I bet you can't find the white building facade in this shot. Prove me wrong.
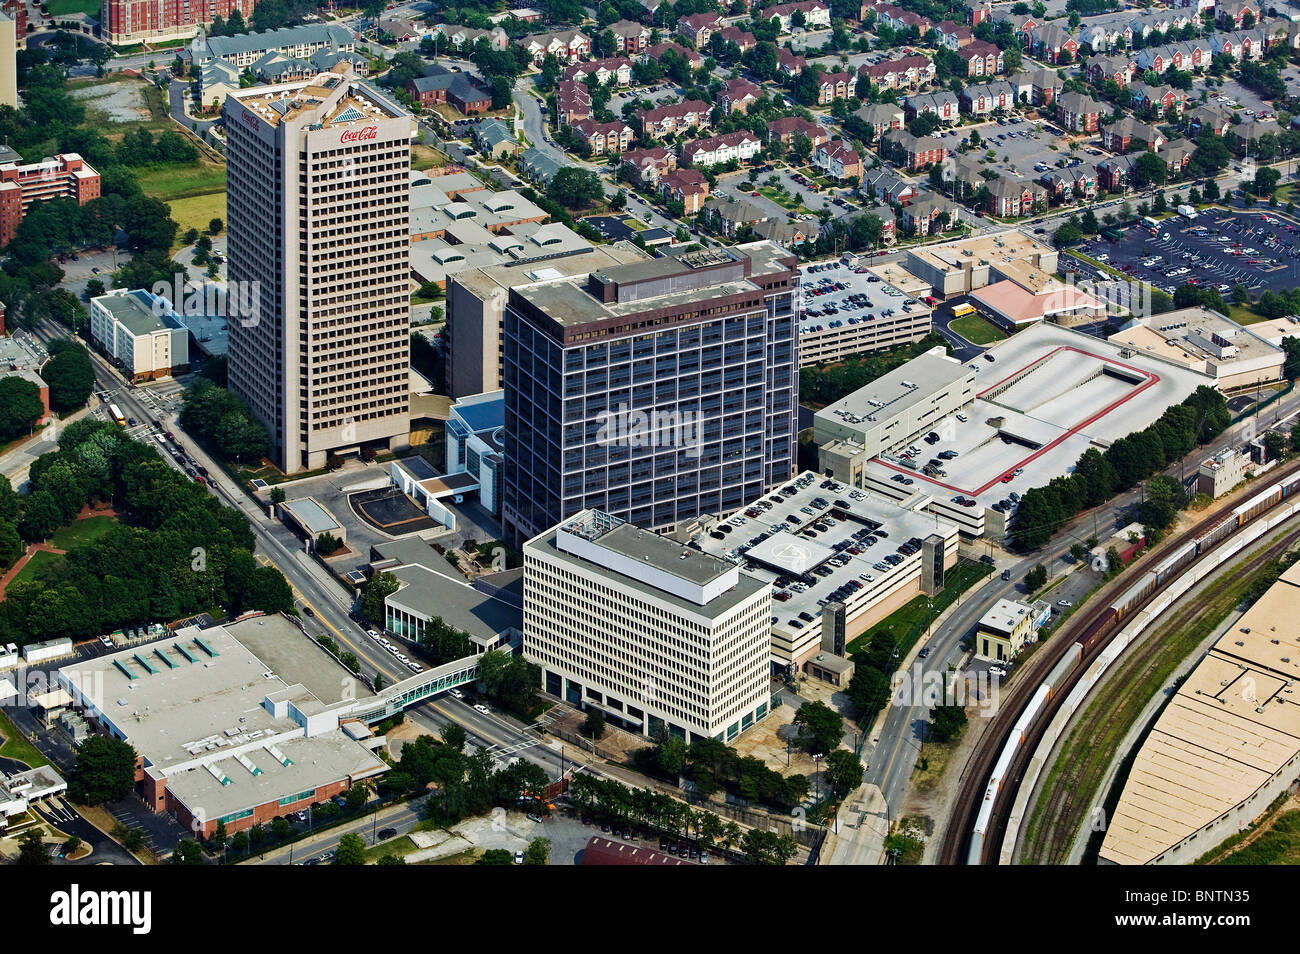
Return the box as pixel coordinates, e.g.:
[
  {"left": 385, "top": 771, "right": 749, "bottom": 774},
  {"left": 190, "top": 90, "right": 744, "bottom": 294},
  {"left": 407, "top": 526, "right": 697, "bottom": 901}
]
[{"left": 523, "top": 510, "right": 773, "bottom": 743}]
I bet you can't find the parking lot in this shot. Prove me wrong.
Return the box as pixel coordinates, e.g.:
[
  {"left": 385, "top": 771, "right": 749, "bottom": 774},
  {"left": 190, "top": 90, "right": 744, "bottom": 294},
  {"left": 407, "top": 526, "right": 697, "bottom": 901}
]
[
  {"left": 1080, "top": 209, "right": 1300, "bottom": 296},
  {"left": 607, "top": 83, "right": 686, "bottom": 117},
  {"left": 942, "top": 118, "right": 1093, "bottom": 182},
  {"left": 798, "top": 258, "right": 933, "bottom": 363}
]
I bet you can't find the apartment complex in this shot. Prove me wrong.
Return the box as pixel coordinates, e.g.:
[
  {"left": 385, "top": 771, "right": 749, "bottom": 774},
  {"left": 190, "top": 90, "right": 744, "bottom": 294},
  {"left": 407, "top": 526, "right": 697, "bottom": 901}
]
[
  {"left": 501, "top": 242, "right": 800, "bottom": 545},
  {"left": 0, "top": 153, "right": 101, "bottom": 248},
  {"left": 524, "top": 509, "right": 773, "bottom": 743},
  {"left": 224, "top": 67, "right": 412, "bottom": 473},
  {"left": 102, "top": 0, "right": 256, "bottom": 45},
  {"left": 89, "top": 288, "right": 191, "bottom": 382},
  {"left": 0, "top": 10, "right": 15, "bottom": 110}
]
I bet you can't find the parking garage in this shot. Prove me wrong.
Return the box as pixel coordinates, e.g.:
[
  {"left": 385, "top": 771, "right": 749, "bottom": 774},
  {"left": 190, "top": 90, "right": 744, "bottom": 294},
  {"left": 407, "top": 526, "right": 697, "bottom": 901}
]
[
  {"left": 799, "top": 259, "right": 933, "bottom": 366},
  {"left": 691, "top": 470, "right": 958, "bottom": 672}
]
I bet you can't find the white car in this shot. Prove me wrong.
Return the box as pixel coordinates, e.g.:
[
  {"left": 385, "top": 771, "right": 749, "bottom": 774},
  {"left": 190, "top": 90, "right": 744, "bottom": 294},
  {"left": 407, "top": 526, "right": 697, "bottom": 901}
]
[
  {"left": 408, "top": 662, "right": 424, "bottom": 673},
  {"left": 474, "top": 704, "right": 490, "bottom": 714},
  {"left": 450, "top": 688, "right": 464, "bottom": 699},
  {"left": 367, "top": 629, "right": 381, "bottom": 640},
  {"left": 1057, "top": 599, "right": 1073, "bottom": 607}
]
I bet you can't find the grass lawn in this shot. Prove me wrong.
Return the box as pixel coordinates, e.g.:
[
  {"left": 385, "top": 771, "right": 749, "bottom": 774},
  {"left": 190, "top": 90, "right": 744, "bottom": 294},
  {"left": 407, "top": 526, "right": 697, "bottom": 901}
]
[
  {"left": 48, "top": 515, "right": 118, "bottom": 551},
  {"left": 169, "top": 192, "right": 226, "bottom": 245},
  {"left": 847, "top": 560, "right": 993, "bottom": 658},
  {"left": 0, "top": 709, "right": 50, "bottom": 769},
  {"left": 47, "top": 0, "right": 101, "bottom": 16},
  {"left": 949, "top": 313, "right": 1007, "bottom": 345},
  {"left": 11, "top": 550, "right": 66, "bottom": 587},
  {"left": 412, "top": 143, "right": 448, "bottom": 171},
  {"left": 1228, "top": 303, "right": 1265, "bottom": 325},
  {"left": 137, "top": 160, "right": 227, "bottom": 203}
]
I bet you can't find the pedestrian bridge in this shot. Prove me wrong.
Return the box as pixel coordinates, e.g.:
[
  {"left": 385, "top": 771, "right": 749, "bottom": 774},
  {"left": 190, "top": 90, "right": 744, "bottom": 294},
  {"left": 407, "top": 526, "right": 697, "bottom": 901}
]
[{"left": 344, "top": 654, "right": 482, "bottom": 724}]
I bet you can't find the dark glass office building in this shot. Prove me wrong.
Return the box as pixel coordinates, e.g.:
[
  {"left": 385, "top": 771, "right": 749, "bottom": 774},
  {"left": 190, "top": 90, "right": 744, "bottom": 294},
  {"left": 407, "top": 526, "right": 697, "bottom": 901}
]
[{"left": 503, "top": 242, "right": 799, "bottom": 545}]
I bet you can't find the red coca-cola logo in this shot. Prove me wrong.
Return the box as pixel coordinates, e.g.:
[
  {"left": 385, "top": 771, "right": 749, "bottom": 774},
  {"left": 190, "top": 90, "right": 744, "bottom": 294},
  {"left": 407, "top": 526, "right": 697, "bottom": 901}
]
[
  {"left": 340, "top": 126, "right": 378, "bottom": 144},
  {"left": 240, "top": 111, "right": 260, "bottom": 131}
]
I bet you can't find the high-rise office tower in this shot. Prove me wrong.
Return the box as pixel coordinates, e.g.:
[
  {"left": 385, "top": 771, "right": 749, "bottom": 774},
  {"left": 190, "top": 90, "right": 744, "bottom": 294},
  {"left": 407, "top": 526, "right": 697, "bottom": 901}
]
[
  {"left": 502, "top": 241, "right": 799, "bottom": 545},
  {"left": 224, "top": 67, "right": 412, "bottom": 473}
]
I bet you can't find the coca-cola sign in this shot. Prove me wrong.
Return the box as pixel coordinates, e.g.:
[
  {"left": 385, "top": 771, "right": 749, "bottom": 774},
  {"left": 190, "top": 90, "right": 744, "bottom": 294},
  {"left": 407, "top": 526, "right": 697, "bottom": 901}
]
[
  {"left": 340, "top": 126, "right": 378, "bottom": 144},
  {"left": 240, "top": 111, "right": 260, "bottom": 132}
]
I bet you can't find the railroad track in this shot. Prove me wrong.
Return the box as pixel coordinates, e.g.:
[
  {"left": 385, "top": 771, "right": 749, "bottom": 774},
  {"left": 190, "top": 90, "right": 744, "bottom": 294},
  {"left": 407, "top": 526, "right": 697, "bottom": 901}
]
[
  {"left": 938, "top": 458, "right": 1300, "bottom": 865},
  {"left": 1022, "top": 524, "right": 1300, "bottom": 864}
]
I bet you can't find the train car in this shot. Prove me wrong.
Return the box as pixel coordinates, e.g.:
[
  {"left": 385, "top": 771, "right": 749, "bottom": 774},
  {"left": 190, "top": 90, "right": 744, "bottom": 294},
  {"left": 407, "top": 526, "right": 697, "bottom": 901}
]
[
  {"left": 1043, "top": 642, "right": 1083, "bottom": 698},
  {"left": 1010, "top": 685, "right": 1050, "bottom": 746},
  {"left": 1195, "top": 514, "right": 1236, "bottom": 552},
  {"left": 1234, "top": 485, "right": 1283, "bottom": 526},
  {"left": 1112, "top": 571, "right": 1157, "bottom": 622},
  {"left": 1078, "top": 606, "right": 1119, "bottom": 653},
  {"left": 1152, "top": 540, "right": 1197, "bottom": 584}
]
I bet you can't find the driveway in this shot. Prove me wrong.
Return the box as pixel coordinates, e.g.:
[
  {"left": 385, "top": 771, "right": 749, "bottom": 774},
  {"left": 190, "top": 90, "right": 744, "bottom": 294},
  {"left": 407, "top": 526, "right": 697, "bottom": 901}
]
[{"left": 513, "top": 77, "right": 569, "bottom": 171}]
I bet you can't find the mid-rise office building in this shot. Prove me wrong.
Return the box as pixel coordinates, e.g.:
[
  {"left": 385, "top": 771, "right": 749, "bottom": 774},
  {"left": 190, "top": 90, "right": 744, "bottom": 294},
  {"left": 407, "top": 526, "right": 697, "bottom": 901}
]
[
  {"left": 0, "top": 10, "right": 15, "bottom": 110},
  {"left": 89, "top": 289, "right": 190, "bottom": 382},
  {"left": 103, "top": 0, "right": 257, "bottom": 46},
  {"left": 224, "top": 67, "right": 412, "bottom": 473},
  {"left": 524, "top": 509, "right": 772, "bottom": 743},
  {"left": 0, "top": 153, "right": 100, "bottom": 248},
  {"left": 502, "top": 242, "right": 800, "bottom": 544}
]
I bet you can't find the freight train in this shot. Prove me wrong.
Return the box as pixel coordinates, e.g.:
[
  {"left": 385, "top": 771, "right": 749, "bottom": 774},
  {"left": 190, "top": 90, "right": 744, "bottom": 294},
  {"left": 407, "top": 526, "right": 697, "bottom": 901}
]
[{"left": 967, "top": 467, "right": 1300, "bottom": 864}]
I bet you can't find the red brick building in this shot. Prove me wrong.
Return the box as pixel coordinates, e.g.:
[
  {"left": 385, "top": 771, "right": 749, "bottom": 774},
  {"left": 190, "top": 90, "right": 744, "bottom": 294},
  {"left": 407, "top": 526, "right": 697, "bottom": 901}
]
[
  {"left": 0, "top": 153, "right": 101, "bottom": 248},
  {"left": 102, "top": 0, "right": 257, "bottom": 46}
]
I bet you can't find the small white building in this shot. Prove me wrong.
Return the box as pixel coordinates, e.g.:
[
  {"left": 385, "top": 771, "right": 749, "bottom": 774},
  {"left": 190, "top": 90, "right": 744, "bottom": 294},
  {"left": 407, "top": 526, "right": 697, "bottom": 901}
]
[{"left": 89, "top": 289, "right": 190, "bottom": 383}]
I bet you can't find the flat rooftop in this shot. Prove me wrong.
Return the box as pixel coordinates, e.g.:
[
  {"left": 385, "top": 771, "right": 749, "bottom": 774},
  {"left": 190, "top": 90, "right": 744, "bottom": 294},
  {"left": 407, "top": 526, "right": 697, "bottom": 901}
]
[
  {"left": 691, "top": 471, "right": 957, "bottom": 648},
  {"left": 798, "top": 259, "right": 932, "bottom": 335},
  {"left": 280, "top": 496, "right": 342, "bottom": 535},
  {"left": 907, "top": 229, "right": 1055, "bottom": 274},
  {"left": 92, "top": 290, "right": 183, "bottom": 337},
  {"left": 863, "top": 322, "right": 1214, "bottom": 508},
  {"left": 815, "top": 347, "right": 970, "bottom": 431},
  {"left": 528, "top": 512, "right": 768, "bottom": 617},
  {"left": 1110, "top": 306, "right": 1283, "bottom": 369},
  {"left": 386, "top": 560, "right": 523, "bottom": 642},
  {"left": 232, "top": 70, "right": 406, "bottom": 130},
  {"left": 451, "top": 241, "right": 650, "bottom": 300},
  {"left": 1100, "top": 562, "right": 1300, "bottom": 865}
]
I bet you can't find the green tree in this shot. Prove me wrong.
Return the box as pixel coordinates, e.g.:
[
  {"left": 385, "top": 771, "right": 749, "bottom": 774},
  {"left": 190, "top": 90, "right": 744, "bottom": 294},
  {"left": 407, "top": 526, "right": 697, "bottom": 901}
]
[
  {"left": 524, "top": 837, "right": 551, "bottom": 865},
  {"left": 361, "top": 571, "right": 400, "bottom": 626},
  {"left": 477, "top": 848, "right": 513, "bottom": 865},
  {"left": 928, "top": 704, "right": 968, "bottom": 743},
  {"left": 71, "top": 735, "right": 137, "bottom": 805},
  {"left": 824, "top": 749, "right": 864, "bottom": 798},
  {"left": 333, "top": 833, "right": 367, "bottom": 865},
  {"left": 16, "top": 829, "right": 50, "bottom": 865},
  {"left": 0, "top": 376, "right": 46, "bottom": 441},
  {"left": 584, "top": 707, "right": 606, "bottom": 740},
  {"left": 793, "top": 700, "right": 843, "bottom": 756},
  {"left": 171, "top": 838, "right": 204, "bottom": 864}
]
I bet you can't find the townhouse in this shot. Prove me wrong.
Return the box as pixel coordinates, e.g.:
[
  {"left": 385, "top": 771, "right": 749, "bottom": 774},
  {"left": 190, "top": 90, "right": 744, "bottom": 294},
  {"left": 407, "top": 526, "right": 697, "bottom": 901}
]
[
  {"left": 814, "top": 139, "right": 864, "bottom": 182},
  {"left": 899, "top": 192, "right": 958, "bottom": 236},
  {"left": 1009, "top": 67, "right": 1062, "bottom": 107},
  {"left": 767, "top": 115, "right": 829, "bottom": 148},
  {"left": 637, "top": 99, "right": 712, "bottom": 139},
  {"left": 608, "top": 18, "right": 650, "bottom": 53},
  {"left": 817, "top": 70, "right": 855, "bottom": 104},
  {"left": 935, "top": 18, "right": 973, "bottom": 49},
  {"left": 1055, "top": 91, "right": 1107, "bottom": 133},
  {"left": 681, "top": 130, "right": 762, "bottom": 167},
  {"left": 1039, "top": 165, "right": 1098, "bottom": 202},
  {"left": 622, "top": 146, "right": 676, "bottom": 187},
  {"left": 518, "top": 29, "right": 590, "bottom": 65},
  {"left": 1128, "top": 81, "right": 1187, "bottom": 118},
  {"left": 989, "top": 9, "right": 1037, "bottom": 38},
  {"left": 643, "top": 41, "right": 704, "bottom": 70},
  {"left": 1030, "top": 22, "right": 1079, "bottom": 64},
  {"left": 1187, "top": 103, "right": 1231, "bottom": 137},
  {"left": 1160, "top": 139, "right": 1196, "bottom": 177},
  {"left": 986, "top": 177, "right": 1047, "bottom": 217},
  {"left": 1097, "top": 154, "right": 1136, "bottom": 191},
  {"left": 1085, "top": 52, "right": 1135, "bottom": 88},
  {"left": 763, "top": 1, "right": 831, "bottom": 33},
  {"left": 1216, "top": 0, "right": 1258, "bottom": 30},
  {"left": 960, "top": 79, "right": 1018, "bottom": 117},
  {"left": 859, "top": 167, "right": 916, "bottom": 205},
  {"left": 562, "top": 56, "right": 633, "bottom": 87},
  {"left": 1133, "top": 39, "right": 1210, "bottom": 74},
  {"left": 1101, "top": 116, "right": 1166, "bottom": 153},
  {"left": 660, "top": 168, "right": 710, "bottom": 214},
  {"left": 677, "top": 11, "right": 721, "bottom": 45},
  {"left": 432, "top": 24, "right": 510, "bottom": 52},
  {"left": 881, "top": 128, "right": 947, "bottom": 170},
  {"left": 957, "top": 39, "right": 1003, "bottom": 77},
  {"left": 857, "top": 54, "right": 936, "bottom": 90},
  {"left": 1210, "top": 28, "right": 1270, "bottom": 62},
  {"left": 718, "top": 26, "right": 758, "bottom": 51},
  {"left": 873, "top": 3, "right": 932, "bottom": 35},
  {"left": 721, "top": 77, "right": 763, "bottom": 114},
  {"left": 905, "top": 90, "right": 959, "bottom": 125},
  {"left": 557, "top": 80, "right": 592, "bottom": 124},
  {"left": 572, "top": 118, "right": 633, "bottom": 155},
  {"left": 852, "top": 102, "right": 904, "bottom": 140},
  {"left": 777, "top": 47, "right": 807, "bottom": 76}
]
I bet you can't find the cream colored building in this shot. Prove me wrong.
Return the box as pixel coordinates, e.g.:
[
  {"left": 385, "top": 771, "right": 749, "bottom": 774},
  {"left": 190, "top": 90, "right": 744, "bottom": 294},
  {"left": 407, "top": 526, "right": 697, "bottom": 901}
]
[
  {"left": 974, "top": 598, "right": 1038, "bottom": 662},
  {"left": 1101, "top": 561, "right": 1300, "bottom": 865},
  {"left": 523, "top": 509, "right": 773, "bottom": 743},
  {"left": 1108, "top": 307, "right": 1284, "bottom": 391},
  {"left": 224, "top": 67, "right": 413, "bottom": 473}
]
